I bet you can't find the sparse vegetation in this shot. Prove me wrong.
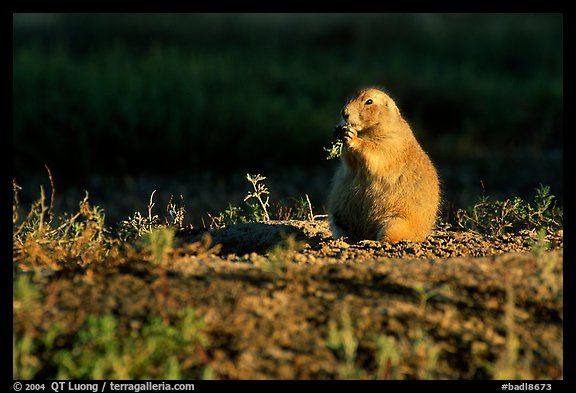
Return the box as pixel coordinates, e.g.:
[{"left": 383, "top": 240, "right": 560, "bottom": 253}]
[
  {"left": 12, "top": 178, "right": 120, "bottom": 271},
  {"left": 207, "top": 174, "right": 272, "bottom": 229},
  {"left": 12, "top": 172, "right": 563, "bottom": 380},
  {"left": 456, "top": 184, "right": 562, "bottom": 236},
  {"left": 208, "top": 173, "right": 319, "bottom": 229},
  {"left": 117, "top": 190, "right": 162, "bottom": 241}
]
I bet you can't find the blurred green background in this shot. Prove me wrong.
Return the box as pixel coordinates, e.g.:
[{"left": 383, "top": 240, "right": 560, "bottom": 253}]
[{"left": 13, "top": 13, "right": 563, "bottom": 225}]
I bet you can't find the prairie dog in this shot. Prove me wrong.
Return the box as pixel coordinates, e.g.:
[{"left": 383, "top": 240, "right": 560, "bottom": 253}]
[{"left": 327, "top": 88, "right": 440, "bottom": 243}]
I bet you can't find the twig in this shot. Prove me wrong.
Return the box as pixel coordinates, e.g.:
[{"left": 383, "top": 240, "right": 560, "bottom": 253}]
[
  {"left": 148, "top": 190, "right": 157, "bottom": 222},
  {"left": 44, "top": 164, "right": 55, "bottom": 222},
  {"left": 305, "top": 194, "right": 315, "bottom": 221},
  {"left": 38, "top": 185, "right": 46, "bottom": 234}
]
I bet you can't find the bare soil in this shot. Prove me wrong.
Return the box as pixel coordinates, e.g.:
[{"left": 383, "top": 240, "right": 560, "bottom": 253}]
[{"left": 15, "top": 219, "right": 563, "bottom": 380}]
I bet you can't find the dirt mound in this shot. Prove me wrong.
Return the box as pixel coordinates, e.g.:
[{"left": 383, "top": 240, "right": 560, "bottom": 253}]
[
  {"left": 184, "top": 218, "right": 563, "bottom": 260},
  {"left": 13, "top": 219, "right": 563, "bottom": 379}
]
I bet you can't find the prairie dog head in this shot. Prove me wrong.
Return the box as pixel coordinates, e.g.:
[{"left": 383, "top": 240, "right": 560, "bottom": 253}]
[{"left": 340, "top": 88, "right": 402, "bottom": 134}]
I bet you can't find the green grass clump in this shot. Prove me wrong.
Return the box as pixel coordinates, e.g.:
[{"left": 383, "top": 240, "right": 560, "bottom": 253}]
[{"left": 456, "top": 184, "right": 562, "bottom": 236}]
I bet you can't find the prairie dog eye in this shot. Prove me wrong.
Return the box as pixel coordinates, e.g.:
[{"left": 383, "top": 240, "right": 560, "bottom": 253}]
[{"left": 364, "top": 99, "right": 373, "bottom": 105}]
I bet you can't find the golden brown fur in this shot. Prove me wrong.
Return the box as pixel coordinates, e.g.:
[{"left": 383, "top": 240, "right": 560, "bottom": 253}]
[{"left": 327, "top": 88, "right": 440, "bottom": 243}]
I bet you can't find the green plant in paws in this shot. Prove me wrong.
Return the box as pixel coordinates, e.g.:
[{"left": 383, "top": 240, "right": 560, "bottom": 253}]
[{"left": 324, "top": 124, "right": 351, "bottom": 160}]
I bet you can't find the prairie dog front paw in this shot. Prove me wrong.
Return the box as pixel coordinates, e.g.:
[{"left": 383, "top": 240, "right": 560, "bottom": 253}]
[
  {"left": 343, "top": 127, "right": 357, "bottom": 141},
  {"left": 339, "top": 125, "right": 358, "bottom": 147}
]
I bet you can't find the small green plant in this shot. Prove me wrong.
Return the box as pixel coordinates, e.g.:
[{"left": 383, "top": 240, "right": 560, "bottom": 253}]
[
  {"left": 375, "top": 334, "right": 401, "bottom": 379},
  {"left": 456, "top": 184, "right": 562, "bottom": 236},
  {"left": 327, "top": 303, "right": 362, "bottom": 379},
  {"left": 208, "top": 173, "right": 273, "bottom": 229},
  {"left": 244, "top": 173, "right": 271, "bottom": 222},
  {"left": 140, "top": 227, "right": 177, "bottom": 264},
  {"left": 492, "top": 281, "right": 534, "bottom": 380},
  {"left": 531, "top": 230, "right": 562, "bottom": 297},
  {"left": 531, "top": 228, "right": 551, "bottom": 257},
  {"left": 13, "top": 274, "right": 65, "bottom": 379},
  {"left": 13, "top": 334, "right": 41, "bottom": 380},
  {"left": 411, "top": 329, "right": 442, "bottom": 379},
  {"left": 374, "top": 328, "right": 443, "bottom": 380},
  {"left": 263, "top": 233, "right": 304, "bottom": 276},
  {"left": 207, "top": 203, "right": 246, "bottom": 229}
]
